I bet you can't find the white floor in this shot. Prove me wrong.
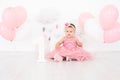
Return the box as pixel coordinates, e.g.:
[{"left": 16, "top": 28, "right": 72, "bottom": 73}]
[{"left": 0, "top": 51, "right": 120, "bottom": 80}]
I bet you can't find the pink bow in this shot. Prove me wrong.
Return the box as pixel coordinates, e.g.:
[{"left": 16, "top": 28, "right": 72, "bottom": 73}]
[{"left": 65, "top": 23, "right": 70, "bottom": 27}]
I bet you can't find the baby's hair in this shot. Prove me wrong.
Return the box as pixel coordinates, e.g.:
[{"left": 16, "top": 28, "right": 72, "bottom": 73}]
[
  {"left": 66, "top": 23, "right": 76, "bottom": 30},
  {"left": 70, "top": 23, "right": 76, "bottom": 29},
  {"left": 65, "top": 23, "right": 76, "bottom": 29}
]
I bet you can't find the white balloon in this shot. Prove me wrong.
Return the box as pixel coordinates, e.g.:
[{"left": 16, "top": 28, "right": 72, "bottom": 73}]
[{"left": 37, "top": 8, "right": 60, "bottom": 25}]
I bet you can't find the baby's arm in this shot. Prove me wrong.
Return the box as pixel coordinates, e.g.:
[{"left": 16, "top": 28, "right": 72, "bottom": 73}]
[
  {"left": 76, "top": 38, "right": 82, "bottom": 47},
  {"left": 55, "top": 38, "right": 64, "bottom": 49}
]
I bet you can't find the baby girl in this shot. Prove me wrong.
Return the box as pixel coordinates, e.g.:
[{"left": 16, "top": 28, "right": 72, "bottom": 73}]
[{"left": 46, "top": 23, "right": 92, "bottom": 62}]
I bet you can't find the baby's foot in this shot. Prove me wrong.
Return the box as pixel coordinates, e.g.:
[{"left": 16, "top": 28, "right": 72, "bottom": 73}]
[
  {"left": 66, "top": 56, "right": 71, "bottom": 61},
  {"left": 54, "top": 54, "right": 63, "bottom": 62},
  {"left": 71, "top": 58, "right": 78, "bottom": 61},
  {"left": 63, "top": 56, "right": 66, "bottom": 61}
]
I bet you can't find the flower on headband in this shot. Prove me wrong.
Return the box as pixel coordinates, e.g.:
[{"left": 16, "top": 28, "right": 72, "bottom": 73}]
[{"left": 65, "top": 23, "right": 70, "bottom": 27}]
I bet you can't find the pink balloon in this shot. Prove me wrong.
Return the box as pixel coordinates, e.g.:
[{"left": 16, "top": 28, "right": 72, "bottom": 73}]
[
  {"left": 78, "top": 12, "right": 94, "bottom": 30},
  {"left": 0, "top": 23, "right": 16, "bottom": 41},
  {"left": 104, "top": 23, "right": 120, "bottom": 43},
  {"left": 99, "top": 5, "right": 119, "bottom": 30},
  {"left": 2, "top": 7, "right": 17, "bottom": 29},
  {"left": 2, "top": 6, "right": 27, "bottom": 29},
  {"left": 14, "top": 6, "right": 27, "bottom": 28}
]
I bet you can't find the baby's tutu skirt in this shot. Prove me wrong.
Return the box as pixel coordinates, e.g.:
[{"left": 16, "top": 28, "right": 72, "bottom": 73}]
[{"left": 45, "top": 46, "right": 92, "bottom": 61}]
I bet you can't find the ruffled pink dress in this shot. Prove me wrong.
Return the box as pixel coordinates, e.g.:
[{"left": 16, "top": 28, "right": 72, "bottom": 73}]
[{"left": 46, "top": 37, "right": 92, "bottom": 61}]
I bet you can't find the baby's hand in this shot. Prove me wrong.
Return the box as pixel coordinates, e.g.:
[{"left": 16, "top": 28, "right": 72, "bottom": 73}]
[
  {"left": 79, "top": 44, "right": 82, "bottom": 47},
  {"left": 55, "top": 45, "right": 61, "bottom": 49},
  {"left": 55, "top": 46, "right": 59, "bottom": 49},
  {"left": 55, "top": 41, "right": 62, "bottom": 49},
  {"left": 76, "top": 38, "right": 83, "bottom": 47},
  {"left": 77, "top": 42, "right": 82, "bottom": 47}
]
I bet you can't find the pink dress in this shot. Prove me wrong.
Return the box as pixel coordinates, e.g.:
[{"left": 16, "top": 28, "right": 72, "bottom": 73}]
[{"left": 46, "top": 37, "right": 92, "bottom": 61}]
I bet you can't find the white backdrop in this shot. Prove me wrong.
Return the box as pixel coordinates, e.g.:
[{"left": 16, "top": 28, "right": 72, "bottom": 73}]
[{"left": 0, "top": 0, "right": 120, "bottom": 52}]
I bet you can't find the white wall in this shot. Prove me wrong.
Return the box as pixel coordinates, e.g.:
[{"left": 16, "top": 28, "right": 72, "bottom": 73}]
[{"left": 0, "top": 0, "right": 120, "bottom": 52}]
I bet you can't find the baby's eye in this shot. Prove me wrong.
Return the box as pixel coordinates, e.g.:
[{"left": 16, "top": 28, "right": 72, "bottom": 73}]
[{"left": 70, "top": 31, "right": 72, "bottom": 33}]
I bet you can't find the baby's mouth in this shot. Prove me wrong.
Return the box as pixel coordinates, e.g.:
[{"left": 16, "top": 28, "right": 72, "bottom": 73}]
[{"left": 68, "top": 34, "right": 70, "bottom": 36}]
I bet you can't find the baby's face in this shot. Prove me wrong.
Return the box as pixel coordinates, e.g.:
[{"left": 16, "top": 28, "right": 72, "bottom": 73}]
[{"left": 65, "top": 27, "right": 75, "bottom": 38}]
